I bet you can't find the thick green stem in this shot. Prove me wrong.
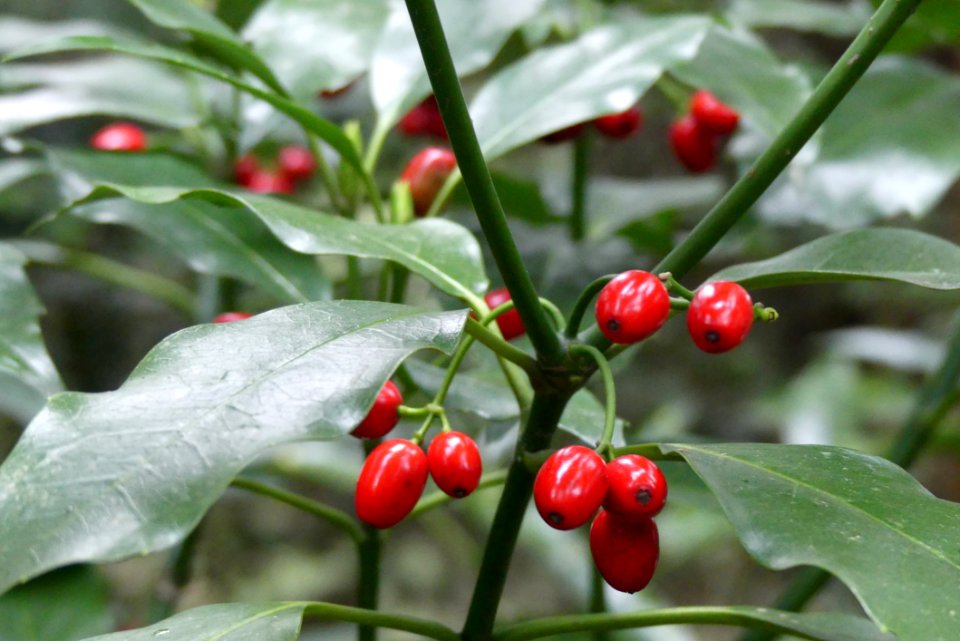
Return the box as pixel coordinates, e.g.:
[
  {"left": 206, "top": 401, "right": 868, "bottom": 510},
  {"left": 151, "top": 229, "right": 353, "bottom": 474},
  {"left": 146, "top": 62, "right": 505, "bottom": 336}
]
[
  {"left": 301, "top": 602, "right": 459, "bottom": 641},
  {"left": 403, "top": 0, "right": 565, "bottom": 364},
  {"left": 358, "top": 528, "right": 382, "bottom": 641},
  {"left": 570, "top": 133, "right": 591, "bottom": 241},
  {"left": 462, "top": 390, "right": 573, "bottom": 641},
  {"left": 579, "top": 0, "right": 924, "bottom": 349}
]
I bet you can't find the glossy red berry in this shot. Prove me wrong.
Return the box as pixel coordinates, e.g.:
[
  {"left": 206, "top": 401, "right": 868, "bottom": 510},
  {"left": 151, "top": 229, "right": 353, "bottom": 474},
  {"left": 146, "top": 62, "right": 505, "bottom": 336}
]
[
  {"left": 398, "top": 96, "right": 447, "bottom": 139},
  {"left": 90, "top": 122, "right": 147, "bottom": 152},
  {"left": 541, "top": 123, "right": 585, "bottom": 144},
  {"left": 595, "top": 270, "right": 670, "bottom": 344},
  {"left": 687, "top": 281, "right": 754, "bottom": 353},
  {"left": 212, "top": 312, "right": 253, "bottom": 323},
  {"left": 590, "top": 510, "right": 659, "bottom": 593},
  {"left": 427, "top": 431, "right": 482, "bottom": 498},
  {"left": 534, "top": 446, "right": 609, "bottom": 530},
  {"left": 355, "top": 439, "right": 428, "bottom": 529},
  {"left": 603, "top": 455, "right": 667, "bottom": 520},
  {"left": 690, "top": 89, "right": 740, "bottom": 136},
  {"left": 234, "top": 154, "right": 259, "bottom": 185},
  {"left": 594, "top": 106, "right": 643, "bottom": 139},
  {"left": 352, "top": 381, "right": 403, "bottom": 439},
  {"left": 277, "top": 145, "right": 316, "bottom": 182},
  {"left": 669, "top": 115, "right": 717, "bottom": 173},
  {"left": 484, "top": 288, "right": 525, "bottom": 341},
  {"left": 245, "top": 170, "right": 295, "bottom": 195},
  {"left": 399, "top": 147, "right": 457, "bottom": 217}
]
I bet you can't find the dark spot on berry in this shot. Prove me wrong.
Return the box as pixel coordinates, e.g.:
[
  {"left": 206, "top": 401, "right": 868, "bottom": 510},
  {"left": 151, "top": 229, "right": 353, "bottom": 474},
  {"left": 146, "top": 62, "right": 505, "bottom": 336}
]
[
  {"left": 635, "top": 489, "right": 652, "bottom": 505},
  {"left": 548, "top": 512, "right": 564, "bottom": 525},
  {"left": 454, "top": 488, "right": 467, "bottom": 498},
  {"left": 705, "top": 330, "right": 721, "bottom": 343},
  {"left": 607, "top": 319, "right": 620, "bottom": 332}
]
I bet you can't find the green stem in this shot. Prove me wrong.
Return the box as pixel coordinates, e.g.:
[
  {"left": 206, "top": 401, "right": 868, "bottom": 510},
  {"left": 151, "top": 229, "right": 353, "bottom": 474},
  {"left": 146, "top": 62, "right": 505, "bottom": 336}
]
[
  {"left": 307, "top": 135, "right": 347, "bottom": 215},
  {"left": 411, "top": 470, "right": 509, "bottom": 517},
  {"left": 570, "top": 345, "right": 616, "bottom": 457},
  {"left": 570, "top": 133, "right": 591, "bottom": 241},
  {"left": 425, "top": 171, "right": 461, "bottom": 219},
  {"left": 588, "top": 566, "right": 609, "bottom": 641},
  {"left": 358, "top": 527, "right": 382, "bottom": 641},
  {"left": 231, "top": 477, "right": 363, "bottom": 544},
  {"left": 389, "top": 265, "right": 410, "bottom": 304},
  {"left": 301, "top": 602, "right": 459, "bottom": 641},
  {"left": 579, "top": 0, "right": 924, "bottom": 349},
  {"left": 403, "top": 0, "right": 565, "bottom": 365},
  {"left": 347, "top": 256, "right": 363, "bottom": 299},
  {"left": 465, "top": 317, "right": 540, "bottom": 377},
  {"left": 565, "top": 275, "right": 614, "bottom": 339}
]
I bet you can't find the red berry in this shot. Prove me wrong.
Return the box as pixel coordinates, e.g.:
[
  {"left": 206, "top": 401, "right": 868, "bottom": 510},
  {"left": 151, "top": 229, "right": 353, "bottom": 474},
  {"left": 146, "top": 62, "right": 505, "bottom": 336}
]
[
  {"left": 399, "top": 147, "right": 457, "bottom": 216},
  {"left": 541, "top": 123, "right": 585, "bottom": 144},
  {"left": 603, "top": 455, "right": 667, "bottom": 520},
  {"left": 90, "top": 122, "right": 147, "bottom": 152},
  {"left": 534, "top": 446, "right": 608, "bottom": 530},
  {"left": 669, "top": 115, "right": 717, "bottom": 173},
  {"left": 595, "top": 270, "right": 670, "bottom": 345},
  {"left": 398, "top": 96, "right": 447, "bottom": 139},
  {"left": 427, "top": 431, "right": 482, "bottom": 498},
  {"left": 352, "top": 381, "right": 403, "bottom": 439},
  {"left": 277, "top": 145, "right": 316, "bottom": 182},
  {"left": 234, "top": 154, "right": 259, "bottom": 185},
  {"left": 245, "top": 170, "right": 294, "bottom": 195},
  {"left": 355, "top": 439, "right": 428, "bottom": 529},
  {"left": 484, "top": 287, "right": 525, "bottom": 341},
  {"left": 590, "top": 510, "right": 659, "bottom": 593},
  {"left": 687, "top": 281, "right": 754, "bottom": 353},
  {"left": 690, "top": 89, "right": 740, "bottom": 136},
  {"left": 594, "top": 106, "right": 643, "bottom": 139},
  {"left": 212, "top": 312, "right": 253, "bottom": 323}
]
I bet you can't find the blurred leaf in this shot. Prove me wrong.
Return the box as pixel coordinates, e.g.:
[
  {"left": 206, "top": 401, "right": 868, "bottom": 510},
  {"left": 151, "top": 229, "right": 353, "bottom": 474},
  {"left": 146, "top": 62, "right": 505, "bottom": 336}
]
[
  {"left": 726, "top": 0, "right": 871, "bottom": 37},
  {"left": 126, "top": 0, "right": 288, "bottom": 96},
  {"left": 471, "top": 15, "right": 711, "bottom": 159},
  {"left": 0, "top": 302, "right": 464, "bottom": 594},
  {"left": 758, "top": 57, "right": 960, "bottom": 228},
  {"left": 0, "top": 16, "right": 126, "bottom": 53},
  {"left": 216, "top": 0, "right": 266, "bottom": 31},
  {"left": 823, "top": 327, "right": 944, "bottom": 374},
  {"left": 0, "top": 566, "right": 111, "bottom": 641},
  {"left": 712, "top": 228, "right": 960, "bottom": 290},
  {"left": 667, "top": 442, "right": 960, "bottom": 641},
  {"left": 370, "top": 0, "right": 545, "bottom": 127},
  {"left": 0, "top": 242, "right": 62, "bottom": 418},
  {"left": 887, "top": 0, "right": 960, "bottom": 52},
  {"left": 672, "top": 24, "right": 812, "bottom": 138},
  {"left": 0, "top": 159, "right": 48, "bottom": 195}
]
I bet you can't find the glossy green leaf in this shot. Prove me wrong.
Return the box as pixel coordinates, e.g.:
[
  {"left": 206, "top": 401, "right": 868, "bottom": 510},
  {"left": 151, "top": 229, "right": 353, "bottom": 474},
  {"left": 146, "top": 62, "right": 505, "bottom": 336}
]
[
  {"left": 5, "top": 36, "right": 362, "bottom": 172},
  {"left": 471, "top": 15, "right": 711, "bottom": 159},
  {"left": 758, "top": 57, "right": 960, "bottom": 227},
  {"left": 0, "top": 566, "right": 112, "bottom": 641},
  {"left": 726, "top": 0, "right": 871, "bottom": 37},
  {"left": 667, "top": 443, "right": 960, "bottom": 641},
  {"left": 370, "top": 0, "right": 545, "bottom": 127},
  {"left": 0, "top": 242, "right": 62, "bottom": 419},
  {"left": 712, "top": 228, "right": 960, "bottom": 290},
  {"left": 126, "top": 0, "right": 288, "bottom": 96},
  {"left": 0, "top": 302, "right": 464, "bottom": 594}
]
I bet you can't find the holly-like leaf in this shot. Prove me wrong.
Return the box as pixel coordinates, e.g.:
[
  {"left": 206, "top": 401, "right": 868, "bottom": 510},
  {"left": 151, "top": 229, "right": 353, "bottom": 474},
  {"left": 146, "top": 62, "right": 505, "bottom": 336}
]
[
  {"left": 666, "top": 442, "right": 960, "bottom": 641},
  {"left": 0, "top": 566, "right": 112, "bottom": 641},
  {"left": 711, "top": 228, "right": 960, "bottom": 290},
  {"left": 470, "top": 15, "right": 711, "bottom": 159},
  {"left": 0, "top": 302, "right": 465, "bottom": 594}
]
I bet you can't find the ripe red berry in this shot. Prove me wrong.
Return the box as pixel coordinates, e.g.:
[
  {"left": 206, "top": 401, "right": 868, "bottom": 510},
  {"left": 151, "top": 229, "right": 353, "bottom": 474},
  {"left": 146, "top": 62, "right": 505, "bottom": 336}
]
[
  {"left": 398, "top": 96, "right": 447, "bottom": 139},
  {"left": 234, "top": 154, "right": 259, "bottom": 185},
  {"left": 594, "top": 106, "right": 643, "bottom": 139},
  {"left": 595, "top": 270, "right": 670, "bottom": 345},
  {"left": 590, "top": 510, "right": 659, "bottom": 593},
  {"left": 427, "top": 431, "right": 482, "bottom": 498},
  {"left": 90, "top": 122, "right": 147, "bottom": 152},
  {"left": 669, "top": 115, "right": 717, "bottom": 173},
  {"left": 534, "top": 446, "right": 609, "bottom": 530},
  {"left": 603, "top": 455, "right": 667, "bottom": 520},
  {"left": 355, "top": 439, "right": 428, "bottom": 529},
  {"left": 484, "top": 288, "right": 525, "bottom": 341},
  {"left": 687, "top": 281, "right": 754, "bottom": 353},
  {"left": 399, "top": 147, "right": 457, "bottom": 217},
  {"left": 277, "top": 145, "right": 316, "bottom": 182},
  {"left": 541, "top": 123, "right": 585, "bottom": 144},
  {"left": 352, "top": 381, "right": 403, "bottom": 439},
  {"left": 244, "top": 170, "right": 294, "bottom": 195},
  {"left": 690, "top": 89, "right": 740, "bottom": 136},
  {"left": 212, "top": 312, "right": 253, "bottom": 323}
]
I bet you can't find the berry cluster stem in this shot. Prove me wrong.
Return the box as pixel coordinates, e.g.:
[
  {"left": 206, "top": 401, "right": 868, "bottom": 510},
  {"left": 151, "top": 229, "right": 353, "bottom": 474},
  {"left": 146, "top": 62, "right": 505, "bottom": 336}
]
[{"left": 570, "top": 345, "right": 617, "bottom": 460}]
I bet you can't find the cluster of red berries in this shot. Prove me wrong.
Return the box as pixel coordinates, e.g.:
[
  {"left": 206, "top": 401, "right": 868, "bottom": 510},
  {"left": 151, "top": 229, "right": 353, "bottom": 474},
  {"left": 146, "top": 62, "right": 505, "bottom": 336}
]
[
  {"left": 234, "top": 146, "right": 316, "bottom": 195},
  {"left": 595, "top": 270, "right": 755, "bottom": 354},
  {"left": 669, "top": 90, "right": 740, "bottom": 173},
  {"left": 90, "top": 122, "right": 148, "bottom": 152},
  {"left": 542, "top": 105, "right": 644, "bottom": 144},
  {"left": 534, "top": 446, "right": 666, "bottom": 593},
  {"left": 351, "top": 381, "right": 483, "bottom": 529}
]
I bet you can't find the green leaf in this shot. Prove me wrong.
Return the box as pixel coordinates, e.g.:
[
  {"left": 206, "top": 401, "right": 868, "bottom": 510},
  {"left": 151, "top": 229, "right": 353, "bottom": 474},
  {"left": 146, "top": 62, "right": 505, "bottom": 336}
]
[
  {"left": 666, "top": 442, "right": 960, "bottom": 641},
  {"left": 0, "top": 302, "right": 464, "bottom": 594},
  {"left": 757, "top": 57, "right": 960, "bottom": 227},
  {"left": 126, "top": 0, "right": 288, "bottom": 96},
  {"left": 0, "top": 159, "right": 48, "bottom": 195},
  {"left": 471, "top": 15, "right": 711, "bottom": 159},
  {"left": 726, "top": 0, "right": 871, "bottom": 37},
  {"left": 0, "top": 242, "right": 62, "bottom": 419},
  {"left": 370, "top": 0, "right": 545, "bottom": 127},
  {"left": 711, "top": 228, "right": 960, "bottom": 290},
  {"left": 0, "top": 566, "right": 112, "bottom": 641},
  {"left": 5, "top": 36, "right": 362, "bottom": 172},
  {"left": 0, "top": 16, "right": 126, "bottom": 53}
]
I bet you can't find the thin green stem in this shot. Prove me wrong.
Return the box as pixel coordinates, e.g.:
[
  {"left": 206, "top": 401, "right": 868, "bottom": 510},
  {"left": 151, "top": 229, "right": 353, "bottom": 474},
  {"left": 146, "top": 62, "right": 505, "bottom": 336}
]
[
  {"left": 403, "top": 0, "right": 565, "bottom": 364},
  {"left": 358, "top": 439, "right": 383, "bottom": 641},
  {"left": 465, "top": 317, "right": 540, "bottom": 377},
  {"left": 588, "top": 566, "right": 609, "bottom": 641},
  {"left": 301, "top": 602, "right": 459, "bottom": 641},
  {"left": 435, "top": 336, "right": 476, "bottom": 406},
  {"left": 565, "top": 275, "right": 614, "bottom": 339},
  {"left": 307, "top": 135, "right": 347, "bottom": 215},
  {"left": 571, "top": 345, "right": 616, "bottom": 458},
  {"left": 660, "top": 272, "right": 695, "bottom": 300},
  {"left": 411, "top": 469, "right": 509, "bottom": 517},
  {"left": 425, "top": 171, "right": 461, "bottom": 219},
  {"left": 231, "top": 477, "right": 363, "bottom": 544},
  {"left": 570, "top": 133, "right": 591, "bottom": 241}
]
